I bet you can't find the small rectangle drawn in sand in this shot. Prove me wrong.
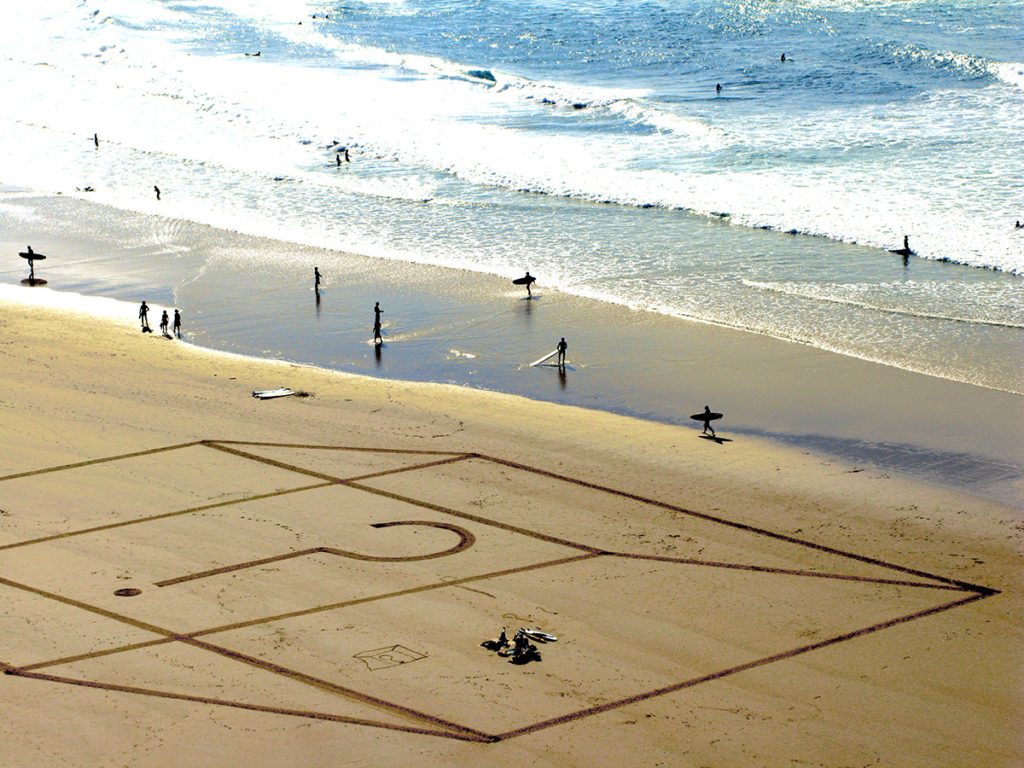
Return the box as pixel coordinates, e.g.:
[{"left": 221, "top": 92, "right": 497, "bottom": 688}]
[{"left": 354, "top": 645, "right": 428, "bottom": 671}]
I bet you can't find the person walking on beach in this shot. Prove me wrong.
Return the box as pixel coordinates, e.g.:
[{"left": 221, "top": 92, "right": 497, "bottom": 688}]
[
  {"left": 700, "top": 405, "right": 717, "bottom": 438},
  {"left": 139, "top": 301, "right": 151, "bottom": 332},
  {"left": 314, "top": 266, "right": 322, "bottom": 291},
  {"left": 556, "top": 337, "right": 567, "bottom": 368},
  {"left": 172, "top": 309, "right": 182, "bottom": 339},
  {"left": 160, "top": 310, "right": 170, "bottom": 336},
  {"left": 373, "top": 301, "right": 383, "bottom": 344}
]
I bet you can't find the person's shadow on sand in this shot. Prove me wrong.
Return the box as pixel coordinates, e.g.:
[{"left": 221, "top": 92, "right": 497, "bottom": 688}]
[{"left": 700, "top": 434, "right": 732, "bottom": 444}]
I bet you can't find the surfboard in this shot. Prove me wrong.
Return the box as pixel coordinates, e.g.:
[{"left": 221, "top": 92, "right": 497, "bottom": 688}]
[
  {"left": 253, "top": 388, "right": 295, "bottom": 399},
  {"left": 522, "top": 628, "right": 557, "bottom": 643},
  {"left": 529, "top": 349, "right": 559, "bottom": 367},
  {"left": 690, "top": 412, "right": 723, "bottom": 421},
  {"left": 512, "top": 275, "right": 536, "bottom": 286},
  {"left": 19, "top": 252, "right": 45, "bottom": 260}
]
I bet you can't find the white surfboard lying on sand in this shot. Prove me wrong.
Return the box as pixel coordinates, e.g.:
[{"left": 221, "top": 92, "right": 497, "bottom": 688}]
[
  {"left": 529, "top": 349, "right": 559, "bottom": 367},
  {"left": 252, "top": 388, "right": 295, "bottom": 399},
  {"left": 522, "top": 628, "right": 558, "bottom": 642}
]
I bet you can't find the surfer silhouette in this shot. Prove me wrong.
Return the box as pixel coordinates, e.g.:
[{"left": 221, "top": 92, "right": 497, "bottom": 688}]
[
  {"left": 891, "top": 235, "right": 914, "bottom": 265},
  {"left": 154, "top": 185, "right": 161, "bottom": 201},
  {"left": 173, "top": 309, "right": 182, "bottom": 338},
  {"left": 512, "top": 271, "right": 536, "bottom": 297},
  {"left": 699, "top": 405, "right": 717, "bottom": 437},
  {"left": 159, "top": 310, "right": 169, "bottom": 337},
  {"left": 556, "top": 337, "right": 567, "bottom": 368},
  {"left": 373, "top": 301, "right": 383, "bottom": 344},
  {"left": 139, "top": 301, "right": 151, "bottom": 333},
  {"left": 716, "top": 83, "right": 722, "bottom": 93},
  {"left": 93, "top": 133, "right": 99, "bottom": 148},
  {"left": 314, "top": 266, "right": 322, "bottom": 291},
  {"left": 336, "top": 153, "right": 341, "bottom": 167}
]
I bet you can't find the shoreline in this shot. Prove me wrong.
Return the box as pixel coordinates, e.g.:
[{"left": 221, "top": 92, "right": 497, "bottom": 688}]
[
  {"left": 1, "top": 194, "right": 1022, "bottom": 509},
  {"left": 0, "top": 294, "right": 1021, "bottom": 767}
]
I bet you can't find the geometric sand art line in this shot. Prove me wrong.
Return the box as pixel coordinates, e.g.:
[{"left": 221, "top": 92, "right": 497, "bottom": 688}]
[{"left": 0, "top": 440, "right": 997, "bottom": 743}]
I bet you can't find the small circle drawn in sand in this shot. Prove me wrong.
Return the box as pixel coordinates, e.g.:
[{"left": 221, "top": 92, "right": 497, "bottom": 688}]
[{"left": 113, "top": 587, "right": 142, "bottom": 597}]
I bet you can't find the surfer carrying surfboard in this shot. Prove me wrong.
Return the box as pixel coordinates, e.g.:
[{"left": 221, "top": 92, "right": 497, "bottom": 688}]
[
  {"left": 512, "top": 271, "right": 536, "bottom": 297},
  {"left": 692, "top": 405, "right": 720, "bottom": 437}
]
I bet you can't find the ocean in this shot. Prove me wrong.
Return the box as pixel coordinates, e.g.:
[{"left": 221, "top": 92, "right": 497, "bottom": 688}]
[{"left": 1, "top": 0, "right": 1022, "bottom": 396}]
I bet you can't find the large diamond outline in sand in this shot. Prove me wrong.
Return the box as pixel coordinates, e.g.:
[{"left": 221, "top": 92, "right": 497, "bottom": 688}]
[{"left": 0, "top": 440, "right": 997, "bottom": 743}]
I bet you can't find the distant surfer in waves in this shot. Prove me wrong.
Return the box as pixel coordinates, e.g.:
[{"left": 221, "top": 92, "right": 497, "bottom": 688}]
[
  {"left": 780, "top": 53, "right": 787, "bottom": 62},
  {"left": 716, "top": 83, "right": 722, "bottom": 93},
  {"left": 556, "top": 337, "right": 567, "bottom": 368},
  {"left": 154, "top": 185, "right": 161, "bottom": 201},
  {"left": 93, "top": 133, "right": 99, "bottom": 148}
]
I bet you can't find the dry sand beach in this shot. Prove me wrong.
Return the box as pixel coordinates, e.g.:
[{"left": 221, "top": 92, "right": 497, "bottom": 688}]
[{"left": 0, "top": 290, "right": 1021, "bottom": 767}]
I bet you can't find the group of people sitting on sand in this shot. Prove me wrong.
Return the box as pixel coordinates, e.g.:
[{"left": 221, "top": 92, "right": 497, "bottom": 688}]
[{"left": 481, "top": 626, "right": 546, "bottom": 665}]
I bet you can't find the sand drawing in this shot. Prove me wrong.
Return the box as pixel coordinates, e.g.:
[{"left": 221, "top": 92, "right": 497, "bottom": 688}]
[{"left": 0, "top": 441, "right": 996, "bottom": 744}]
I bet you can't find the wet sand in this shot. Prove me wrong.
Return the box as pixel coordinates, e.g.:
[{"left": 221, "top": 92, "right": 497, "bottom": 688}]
[
  {"left": 1, "top": 194, "right": 1021, "bottom": 507},
  {"left": 0, "top": 291, "right": 1021, "bottom": 767}
]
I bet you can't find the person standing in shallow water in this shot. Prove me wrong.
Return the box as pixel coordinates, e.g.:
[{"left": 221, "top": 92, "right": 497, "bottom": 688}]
[
  {"left": 373, "top": 301, "right": 383, "bottom": 344},
  {"left": 556, "top": 337, "right": 567, "bottom": 368},
  {"left": 138, "top": 301, "right": 151, "bottom": 332},
  {"left": 314, "top": 266, "right": 322, "bottom": 291},
  {"left": 173, "top": 309, "right": 182, "bottom": 339}
]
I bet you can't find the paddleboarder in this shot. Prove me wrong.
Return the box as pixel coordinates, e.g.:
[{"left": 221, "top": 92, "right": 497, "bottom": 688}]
[
  {"left": 173, "top": 309, "right": 182, "bottom": 338},
  {"left": 139, "top": 301, "right": 151, "bottom": 333},
  {"left": 699, "top": 405, "right": 717, "bottom": 437},
  {"left": 556, "top": 337, "right": 567, "bottom": 368}
]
